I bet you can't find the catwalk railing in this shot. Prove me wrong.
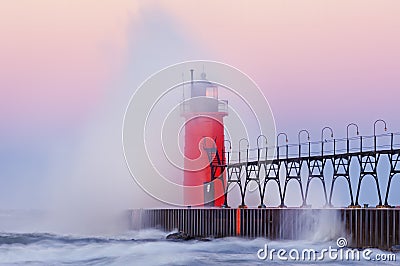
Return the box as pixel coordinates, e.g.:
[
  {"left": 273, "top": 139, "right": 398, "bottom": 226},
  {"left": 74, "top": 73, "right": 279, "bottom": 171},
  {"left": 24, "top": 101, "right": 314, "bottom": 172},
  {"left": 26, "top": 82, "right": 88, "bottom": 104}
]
[{"left": 205, "top": 132, "right": 400, "bottom": 208}]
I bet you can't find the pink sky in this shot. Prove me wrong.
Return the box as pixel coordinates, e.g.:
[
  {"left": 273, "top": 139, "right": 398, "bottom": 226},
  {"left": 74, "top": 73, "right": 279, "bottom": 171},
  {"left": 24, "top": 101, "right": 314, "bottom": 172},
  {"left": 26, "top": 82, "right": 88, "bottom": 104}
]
[
  {"left": 1, "top": 0, "right": 399, "bottom": 135},
  {"left": 0, "top": 1, "right": 135, "bottom": 132},
  {"left": 162, "top": 0, "right": 400, "bottom": 131},
  {"left": 1, "top": 1, "right": 400, "bottom": 209}
]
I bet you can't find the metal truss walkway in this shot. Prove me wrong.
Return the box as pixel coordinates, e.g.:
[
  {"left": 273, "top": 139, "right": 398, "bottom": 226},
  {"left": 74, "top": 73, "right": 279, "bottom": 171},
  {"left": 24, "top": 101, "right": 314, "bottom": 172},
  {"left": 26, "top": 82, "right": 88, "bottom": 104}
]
[{"left": 206, "top": 124, "right": 400, "bottom": 209}]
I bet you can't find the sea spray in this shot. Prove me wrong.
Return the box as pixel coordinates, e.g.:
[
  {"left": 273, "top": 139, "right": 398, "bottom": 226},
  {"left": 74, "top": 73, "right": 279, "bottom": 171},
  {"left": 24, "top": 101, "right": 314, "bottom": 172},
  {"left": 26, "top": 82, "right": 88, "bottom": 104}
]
[{"left": 277, "top": 208, "right": 345, "bottom": 241}]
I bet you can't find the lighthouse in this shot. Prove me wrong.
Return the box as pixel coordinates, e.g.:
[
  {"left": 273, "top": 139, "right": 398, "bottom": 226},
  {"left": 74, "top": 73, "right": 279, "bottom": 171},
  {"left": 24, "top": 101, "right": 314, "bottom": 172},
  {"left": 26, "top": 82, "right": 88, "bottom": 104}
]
[{"left": 181, "top": 70, "right": 228, "bottom": 206}]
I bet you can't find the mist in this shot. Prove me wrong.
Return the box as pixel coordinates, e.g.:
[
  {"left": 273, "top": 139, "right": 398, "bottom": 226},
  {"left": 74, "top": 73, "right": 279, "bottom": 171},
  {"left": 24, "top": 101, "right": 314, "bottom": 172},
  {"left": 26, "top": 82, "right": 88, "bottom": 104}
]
[{"left": 0, "top": 6, "right": 208, "bottom": 235}]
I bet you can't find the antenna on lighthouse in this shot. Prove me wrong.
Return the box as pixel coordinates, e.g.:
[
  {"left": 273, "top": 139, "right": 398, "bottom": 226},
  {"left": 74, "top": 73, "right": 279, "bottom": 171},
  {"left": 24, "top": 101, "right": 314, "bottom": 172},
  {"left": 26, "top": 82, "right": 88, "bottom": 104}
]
[
  {"left": 190, "top": 69, "right": 194, "bottom": 99},
  {"left": 181, "top": 72, "right": 185, "bottom": 102}
]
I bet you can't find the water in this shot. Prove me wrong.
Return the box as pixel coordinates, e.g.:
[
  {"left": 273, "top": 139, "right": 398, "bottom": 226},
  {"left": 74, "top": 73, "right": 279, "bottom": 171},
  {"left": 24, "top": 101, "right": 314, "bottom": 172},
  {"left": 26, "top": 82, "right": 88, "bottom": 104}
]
[
  {"left": 1, "top": 230, "right": 398, "bottom": 265},
  {"left": 0, "top": 211, "right": 397, "bottom": 265}
]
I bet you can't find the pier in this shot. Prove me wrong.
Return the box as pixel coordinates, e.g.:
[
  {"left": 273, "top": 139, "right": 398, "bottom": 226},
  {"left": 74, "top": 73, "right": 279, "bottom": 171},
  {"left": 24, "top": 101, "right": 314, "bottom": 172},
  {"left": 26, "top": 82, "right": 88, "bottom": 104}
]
[
  {"left": 130, "top": 123, "right": 400, "bottom": 250},
  {"left": 130, "top": 208, "right": 400, "bottom": 250}
]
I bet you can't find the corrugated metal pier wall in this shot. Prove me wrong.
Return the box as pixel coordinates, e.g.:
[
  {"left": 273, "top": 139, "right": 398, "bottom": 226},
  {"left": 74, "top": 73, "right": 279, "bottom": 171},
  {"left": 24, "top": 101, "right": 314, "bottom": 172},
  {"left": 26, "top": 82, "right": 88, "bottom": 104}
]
[{"left": 129, "top": 208, "right": 400, "bottom": 250}]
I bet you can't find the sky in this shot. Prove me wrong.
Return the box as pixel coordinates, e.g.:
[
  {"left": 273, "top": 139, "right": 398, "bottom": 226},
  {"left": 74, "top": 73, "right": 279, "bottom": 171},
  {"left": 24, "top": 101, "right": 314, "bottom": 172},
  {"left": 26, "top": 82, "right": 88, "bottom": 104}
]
[{"left": 0, "top": 0, "right": 400, "bottom": 217}]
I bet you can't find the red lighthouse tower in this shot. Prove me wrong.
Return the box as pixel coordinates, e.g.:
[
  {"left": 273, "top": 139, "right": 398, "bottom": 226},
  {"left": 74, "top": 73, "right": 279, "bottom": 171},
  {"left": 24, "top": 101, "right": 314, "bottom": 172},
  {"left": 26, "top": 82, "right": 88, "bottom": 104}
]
[{"left": 181, "top": 70, "right": 228, "bottom": 207}]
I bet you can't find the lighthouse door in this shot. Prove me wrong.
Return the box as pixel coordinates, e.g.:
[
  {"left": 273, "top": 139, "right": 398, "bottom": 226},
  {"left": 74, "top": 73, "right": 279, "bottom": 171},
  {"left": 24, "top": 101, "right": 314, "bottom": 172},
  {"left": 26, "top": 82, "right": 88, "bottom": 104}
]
[{"left": 203, "top": 181, "right": 215, "bottom": 207}]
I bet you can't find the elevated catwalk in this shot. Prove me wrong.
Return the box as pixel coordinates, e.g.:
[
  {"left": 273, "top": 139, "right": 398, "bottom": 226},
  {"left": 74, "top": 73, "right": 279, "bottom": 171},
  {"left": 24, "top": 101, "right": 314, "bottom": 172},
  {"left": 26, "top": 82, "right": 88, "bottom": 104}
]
[
  {"left": 130, "top": 208, "right": 400, "bottom": 250},
  {"left": 214, "top": 131, "right": 400, "bottom": 208}
]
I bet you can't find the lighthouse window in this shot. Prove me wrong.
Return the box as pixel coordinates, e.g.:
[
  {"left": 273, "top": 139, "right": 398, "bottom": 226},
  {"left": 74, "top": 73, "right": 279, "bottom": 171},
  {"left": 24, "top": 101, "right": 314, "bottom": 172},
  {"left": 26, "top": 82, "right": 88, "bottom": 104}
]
[{"left": 206, "top": 86, "right": 218, "bottom": 99}]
